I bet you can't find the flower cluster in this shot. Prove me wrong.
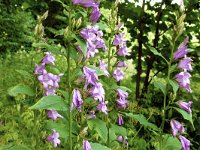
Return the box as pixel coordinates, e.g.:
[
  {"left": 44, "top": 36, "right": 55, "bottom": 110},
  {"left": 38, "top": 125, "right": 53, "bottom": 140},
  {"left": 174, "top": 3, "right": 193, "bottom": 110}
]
[
  {"left": 174, "top": 37, "right": 192, "bottom": 93},
  {"left": 80, "top": 26, "right": 107, "bottom": 59},
  {"left": 170, "top": 101, "right": 192, "bottom": 150},
  {"left": 34, "top": 52, "right": 62, "bottom": 147},
  {"left": 72, "top": 0, "right": 101, "bottom": 24}
]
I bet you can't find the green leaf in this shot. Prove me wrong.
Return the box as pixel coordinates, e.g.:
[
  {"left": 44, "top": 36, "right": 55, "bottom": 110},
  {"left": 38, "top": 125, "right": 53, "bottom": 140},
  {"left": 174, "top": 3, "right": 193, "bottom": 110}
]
[
  {"left": 157, "top": 134, "right": 181, "bottom": 150},
  {"left": 111, "top": 124, "right": 127, "bottom": 137},
  {"left": 15, "top": 70, "right": 32, "bottom": 79},
  {"left": 124, "top": 113, "right": 159, "bottom": 131},
  {"left": 173, "top": 107, "right": 194, "bottom": 129},
  {"left": 87, "top": 118, "right": 108, "bottom": 143},
  {"left": 8, "top": 84, "right": 35, "bottom": 96},
  {"left": 73, "top": 35, "right": 87, "bottom": 57},
  {"left": 169, "top": 80, "right": 179, "bottom": 94},
  {"left": 117, "top": 86, "right": 132, "bottom": 92},
  {"left": 154, "top": 81, "right": 166, "bottom": 95},
  {"left": 149, "top": 46, "right": 168, "bottom": 63},
  {"left": 91, "top": 143, "right": 111, "bottom": 150},
  {"left": 32, "top": 43, "right": 60, "bottom": 53},
  {"left": 30, "top": 95, "right": 68, "bottom": 111},
  {"left": 0, "top": 145, "right": 31, "bottom": 150},
  {"left": 45, "top": 120, "right": 68, "bottom": 139}
]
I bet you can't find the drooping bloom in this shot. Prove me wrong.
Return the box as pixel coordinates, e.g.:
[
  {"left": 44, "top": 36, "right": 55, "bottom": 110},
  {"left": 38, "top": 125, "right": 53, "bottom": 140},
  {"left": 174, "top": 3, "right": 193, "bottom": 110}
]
[
  {"left": 34, "top": 63, "right": 46, "bottom": 75},
  {"left": 118, "top": 136, "right": 123, "bottom": 142},
  {"left": 117, "top": 61, "right": 127, "bottom": 68},
  {"left": 117, "top": 89, "right": 128, "bottom": 100},
  {"left": 97, "top": 101, "right": 108, "bottom": 114},
  {"left": 178, "top": 101, "right": 193, "bottom": 113},
  {"left": 99, "top": 60, "right": 109, "bottom": 77},
  {"left": 178, "top": 58, "right": 193, "bottom": 71},
  {"left": 87, "top": 110, "right": 96, "bottom": 119},
  {"left": 175, "top": 71, "right": 192, "bottom": 93},
  {"left": 118, "top": 115, "right": 124, "bottom": 126},
  {"left": 90, "top": 5, "right": 101, "bottom": 24},
  {"left": 70, "top": 89, "right": 83, "bottom": 112},
  {"left": 90, "top": 82, "right": 105, "bottom": 102},
  {"left": 73, "top": 0, "right": 97, "bottom": 7},
  {"left": 47, "top": 110, "right": 63, "bottom": 121},
  {"left": 42, "top": 52, "right": 55, "bottom": 65},
  {"left": 117, "top": 99, "right": 128, "bottom": 109},
  {"left": 113, "top": 33, "right": 125, "bottom": 46},
  {"left": 179, "top": 135, "right": 190, "bottom": 150},
  {"left": 83, "top": 140, "right": 92, "bottom": 150},
  {"left": 83, "top": 67, "right": 98, "bottom": 89},
  {"left": 113, "top": 68, "right": 125, "bottom": 81},
  {"left": 117, "top": 42, "right": 130, "bottom": 56},
  {"left": 47, "top": 129, "right": 61, "bottom": 148},
  {"left": 173, "top": 37, "right": 189, "bottom": 60},
  {"left": 124, "top": 136, "right": 128, "bottom": 146},
  {"left": 170, "top": 119, "right": 185, "bottom": 137}
]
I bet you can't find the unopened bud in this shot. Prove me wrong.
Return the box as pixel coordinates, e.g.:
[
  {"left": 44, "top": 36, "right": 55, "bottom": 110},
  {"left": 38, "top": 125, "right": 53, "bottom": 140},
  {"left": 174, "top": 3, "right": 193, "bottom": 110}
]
[
  {"left": 41, "top": 11, "right": 48, "bottom": 21},
  {"left": 76, "top": 17, "right": 82, "bottom": 29},
  {"left": 64, "top": 26, "right": 69, "bottom": 38},
  {"left": 177, "top": 14, "right": 186, "bottom": 26}
]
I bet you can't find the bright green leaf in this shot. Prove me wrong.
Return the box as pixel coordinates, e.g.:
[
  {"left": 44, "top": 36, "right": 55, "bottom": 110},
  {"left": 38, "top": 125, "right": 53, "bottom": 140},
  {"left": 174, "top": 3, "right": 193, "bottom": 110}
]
[
  {"left": 169, "top": 80, "right": 179, "bottom": 94},
  {"left": 8, "top": 84, "right": 35, "bottom": 97},
  {"left": 154, "top": 81, "right": 166, "bottom": 95}
]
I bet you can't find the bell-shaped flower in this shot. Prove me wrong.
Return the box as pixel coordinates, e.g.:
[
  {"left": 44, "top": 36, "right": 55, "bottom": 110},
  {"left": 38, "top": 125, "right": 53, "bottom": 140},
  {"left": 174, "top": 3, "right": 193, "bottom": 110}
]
[
  {"left": 83, "top": 140, "right": 92, "bottom": 150},
  {"left": 118, "top": 136, "right": 123, "bottom": 142},
  {"left": 113, "top": 33, "right": 125, "bottom": 46},
  {"left": 97, "top": 101, "right": 108, "bottom": 114},
  {"left": 83, "top": 67, "right": 98, "bottom": 89},
  {"left": 113, "top": 68, "right": 125, "bottom": 81},
  {"left": 42, "top": 52, "right": 55, "bottom": 65},
  {"left": 178, "top": 58, "right": 193, "bottom": 71},
  {"left": 117, "top": 42, "right": 130, "bottom": 56},
  {"left": 118, "top": 115, "right": 124, "bottom": 126},
  {"left": 34, "top": 63, "right": 46, "bottom": 75},
  {"left": 170, "top": 119, "right": 185, "bottom": 137},
  {"left": 47, "top": 110, "right": 63, "bottom": 121},
  {"left": 47, "top": 129, "right": 61, "bottom": 148},
  {"left": 173, "top": 37, "right": 189, "bottom": 60},
  {"left": 87, "top": 110, "right": 96, "bottom": 119},
  {"left": 90, "top": 5, "right": 101, "bottom": 24},
  {"left": 175, "top": 71, "right": 192, "bottom": 93},
  {"left": 117, "top": 89, "right": 128, "bottom": 100},
  {"left": 117, "top": 99, "right": 128, "bottom": 109},
  {"left": 90, "top": 82, "right": 105, "bottom": 102},
  {"left": 70, "top": 89, "right": 83, "bottom": 112},
  {"left": 99, "top": 60, "right": 109, "bottom": 77},
  {"left": 178, "top": 101, "right": 193, "bottom": 113},
  {"left": 117, "top": 61, "right": 127, "bottom": 68},
  {"left": 179, "top": 135, "right": 190, "bottom": 150}
]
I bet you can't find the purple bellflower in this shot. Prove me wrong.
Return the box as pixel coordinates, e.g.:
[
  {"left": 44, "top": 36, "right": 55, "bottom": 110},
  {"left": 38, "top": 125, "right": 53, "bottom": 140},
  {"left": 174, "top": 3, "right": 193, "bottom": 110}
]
[
  {"left": 99, "top": 60, "right": 109, "bottom": 77},
  {"left": 175, "top": 71, "right": 192, "bottom": 93},
  {"left": 70, "top": 89, "right": 83, "bottom": 112},
  {"left": 42, "top": 52, "right": 55, "bottom": 65},
  {"left": 173, "top": 37, "right": 189, "bottom": 60},
  {"left": 178, "top": 101, "right": 193, "bottom": 113},
  {"left": 178, "top": 58, "right": 193, "bottom": 71},
  {"left": 87, "top": 110, "right": 96, "bottom": 119},
  {"left": 118, "top": 136, "right": 123, "bottom": 142},
  {"left": 118, "top": 115, "right": 124, "bottom": 126},
  {"left": 47, "top": 110, "right": 63, "bottom": 121},
  {"left": 113, "top": 33, "right": 125, "bottom": 46},
  {"left": 117, "top": 61, "right": 127, "bottom": 68},
  {"left": 47, "top": 129, "right": 61, "bottom": 148},
  {"left": 90, "top": 82, "right": 105, "bottom": 102},
  {"left": 34, "top": 63, "right": 46, "bottom": 75},
  {"left": 170, "top": 119, "right": 185, "bottom": 137},
  {"left": 90, "top": 5, "right": 101, "bottom": 24},
  {"left": 97, "top": 101, "right": 108, "bottom": 114},
  {"left": 83, "top": 67, "right": 98, "bottom": 89},
  {"left": 113, "top": 68, "right": 125, "bottom": 81},
  {"left": 83, "top": 140, "right": 92, "bottom": 150},
  {"left": 117, "top": 42, "right": 130, "bottom": 56},
  {"left": 117, "top": 89, "right": 128, "bottom": 99},
  {"left": 117, "top": 99, "right": 128, "bottom": 109},
  {"left": 180, "top": 135, "right": 190, "bottom": 150}
]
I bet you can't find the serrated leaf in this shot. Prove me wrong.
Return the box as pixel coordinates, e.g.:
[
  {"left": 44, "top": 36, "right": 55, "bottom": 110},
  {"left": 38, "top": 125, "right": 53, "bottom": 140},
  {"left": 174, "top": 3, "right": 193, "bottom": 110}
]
[
  {"left": 30, "top": 95, "right": 68, "bottom": 111},
  {"left": 111, "top": 124, "right": 127, "bottom": 137},
  {"left": 87, "top": 118, "right": 108, "bottom": 143},
  {"left": 158, "top": 134, "right": 181, "bottom": 150},
  {"left": 169, "top": 80, "right": 179, "bottom": 94},
  {"left": 173, "top": 107, "right": 194, "bottom": 129},
  {"left": 124, "top": 113, "right": 159, "bottom": 131},
  {"left": 91, "top": 143, "right": 111, "bottom": 150},
  {"left": 8, "top": 84, "right": 35, "bottom": 96},
  {"left": 154, "top": 81, "right": 166, "bottom": 95}
]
